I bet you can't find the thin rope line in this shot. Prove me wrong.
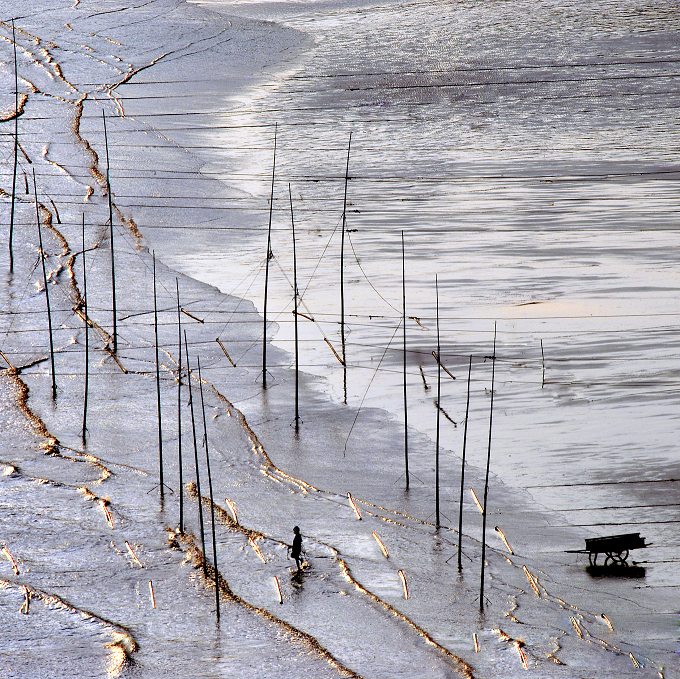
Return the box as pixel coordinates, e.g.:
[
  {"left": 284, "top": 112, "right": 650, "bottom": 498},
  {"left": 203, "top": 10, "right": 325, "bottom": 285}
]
[
  {"left": 347, "top": 232, "right": 400, "bottom": 313},
  {"left": 344, "top": 319, "right": 402, "bottom": 455}
]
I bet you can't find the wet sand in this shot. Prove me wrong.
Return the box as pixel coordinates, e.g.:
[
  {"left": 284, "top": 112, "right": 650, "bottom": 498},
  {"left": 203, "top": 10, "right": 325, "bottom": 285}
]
[{"left": 0, "top": 0, "right": 678, "bottom": 677}]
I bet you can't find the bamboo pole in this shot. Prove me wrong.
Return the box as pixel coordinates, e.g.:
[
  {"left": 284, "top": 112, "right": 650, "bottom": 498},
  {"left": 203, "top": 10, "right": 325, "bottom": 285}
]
[
  {"left": 176, "top": 279, "right": 184, "bottom": 531},
  {"left": 8, "top": 19, "right": 18, "bottom": 272},
  {"left": 289, "top": 183, "right": 300, "bottom": 431},
  {"left": 402, "top": 231, "right": 409, "bottom": 490},
  {"left": 480, "top": 322, "right": 497, "bottom": 611},
  {"left": 398, "top": 569, "right": 409, "bottom": 600},
  {"left": 197, "top": 357, "right": 220, "bottom": 621},
  {"left": 102, "top": 110, "right": 117, "bottom": 353},
  {"left": 20, "top": 586, "right": 29, "bottom": 614},
  {"left": 153, "top": 252, "right": 164, "bottom": 497},
  {"left": 262, "top": 123, "right": 277, "bottom": 389},
  {"left": 82, "top": 214, "right": 88, "bottom": 444},
  {"left": 273, "top": 576, "right": 283, "bottom": 605},
  {"left": 2, "top": 545, "right": 19, "bottom": 575},
  {"left": 340, "top": 132, "right": 352, "bottom": 404},
  {"left": 541, "top": 339, "right": 545, "bottom": 388},
  {"left": 435, "top": 275, "right": 441, "bottom": 529},
  {"left": 457, "top": 355, "right": 472, "bottom": 570},
  {"left": 33, "top": 170, "right": 56, "bottom": 400},
  {"left": 184, "top": 330, "right": 207, "bottom": 575},
  {"left": 372, "top": 531, "right": 389, "bottom": 558},
  {"left": 347, "top": 492, "right": 362, "bottom": 520},
  {"left": 216, "top": 338, "right": 236, "bottom": 367}
]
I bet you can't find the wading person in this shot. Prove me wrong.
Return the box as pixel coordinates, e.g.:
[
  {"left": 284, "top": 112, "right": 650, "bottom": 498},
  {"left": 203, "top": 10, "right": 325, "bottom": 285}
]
[{"left": 290, "top": 525, "right": 303, "bottom": 571}]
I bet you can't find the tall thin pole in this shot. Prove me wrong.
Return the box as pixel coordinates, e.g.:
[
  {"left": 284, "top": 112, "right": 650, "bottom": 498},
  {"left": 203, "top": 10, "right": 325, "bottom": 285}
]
[
  {"left": 457, "top": 355, "right": 472, "bottom": 571},
  {"left": 197, "top": 357, "right": 220, "bottom": 621},
  {"left": 262, "top": 123, "right": 277, "bottom": 389},
  {"left": 340, "top": 132, "right": 352, "bottom": 404},
  {"left": 176, "top": 279, "right": 184, "bottom": 531},
  {"left": 402, "top": 231, "right": 409, "bottom": 490},
  {"left": 33, "top": 170, "right": 56, "bottom": 400},
  {"left": 82, "top": 214, "right": 88, "bottom": 444},
  {"left": 9, "top": 19, "right": 18, "bottom": 272},
  {"left": 102, "top": 110, "right": 117, "bottom": 353},
  {"left": 480, "top": 323, "right": 497, "bottom": 611},
  {"left": 541, "top": 339, "right": 545, "bottom": 388},
  {"left": 435, "top": 275, "right": 441, "bottom": 529},
  {"left": 184, "top": 330, "right": 207, "bottom": 576},
  {"left": 289, "top": 184, "right": 300, "bottom": 431},
  {"left": 153, "top": 253, "right": 164, "bottom": 498}
]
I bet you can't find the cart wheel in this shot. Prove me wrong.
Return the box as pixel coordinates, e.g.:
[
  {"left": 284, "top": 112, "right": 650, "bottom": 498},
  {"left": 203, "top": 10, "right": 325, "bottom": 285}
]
[
  {"left": 589, "top": 552, "right": 598, "bottom": 567},
  {"left": 604, "top": 551, "right": 628, "bottom": 567}
]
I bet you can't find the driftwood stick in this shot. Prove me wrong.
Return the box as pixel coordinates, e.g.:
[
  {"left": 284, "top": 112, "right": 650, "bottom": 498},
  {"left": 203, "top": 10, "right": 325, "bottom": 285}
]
[
  {"left": 432, "top": 351, "right": 456, "bottom": 381},
  {"left": 398, "top": 569, "right": 409, "bottom": 600},
  {"left": 419, "top": 365, "right": 430, "bottom": 391},
  {"left": 180, "top": 307, "right": 203, "bottom": 324},
  {"left": 324, "top": 337, "right": 343, "bottom": 365},
  {"left": 216, "top": 338, "right": 236, "bottom": 367},
  {"left": 293, "top": 310, "right": 314, "bottom": 322},
  {"left": 0, "top": 349, "right": 14, "bottom": 371},
  {"left": 49, "top": 198, "right": 61, "bottom": 224}
]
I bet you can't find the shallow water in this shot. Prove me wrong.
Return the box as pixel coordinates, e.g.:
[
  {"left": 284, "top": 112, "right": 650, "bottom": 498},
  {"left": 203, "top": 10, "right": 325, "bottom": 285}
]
[{"left": 170, "top": 0, "right": 680, "bottom": 569}]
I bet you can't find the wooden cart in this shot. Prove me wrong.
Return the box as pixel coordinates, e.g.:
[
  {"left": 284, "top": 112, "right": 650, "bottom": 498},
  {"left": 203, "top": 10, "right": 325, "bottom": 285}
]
[{"left": 567, "top": 532, "right": 648, "bottom": 567}]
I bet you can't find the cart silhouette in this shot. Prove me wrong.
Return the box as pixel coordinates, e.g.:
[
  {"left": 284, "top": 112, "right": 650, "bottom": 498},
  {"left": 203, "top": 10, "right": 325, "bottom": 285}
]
[{"left": 567, "top": 532, "right": 648, "bottom": 567}]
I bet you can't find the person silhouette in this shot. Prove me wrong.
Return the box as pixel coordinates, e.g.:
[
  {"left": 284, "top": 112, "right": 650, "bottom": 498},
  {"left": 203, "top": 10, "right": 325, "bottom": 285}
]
[{"left": 291, "top": 526, "right": 303, "bottom": 571}]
